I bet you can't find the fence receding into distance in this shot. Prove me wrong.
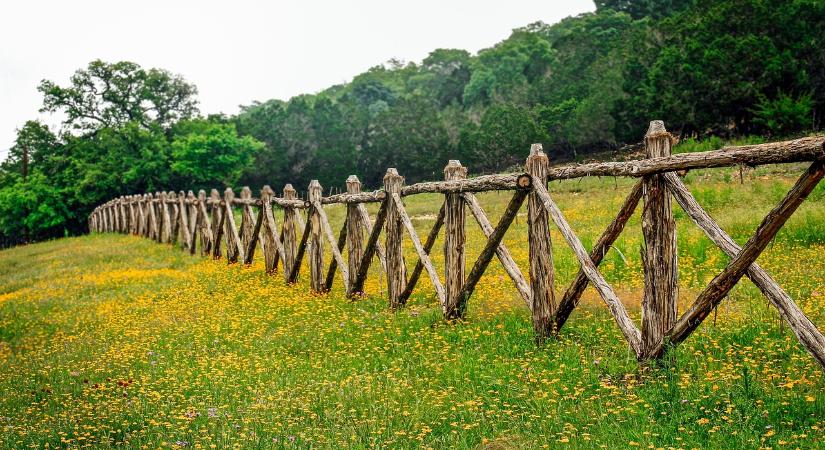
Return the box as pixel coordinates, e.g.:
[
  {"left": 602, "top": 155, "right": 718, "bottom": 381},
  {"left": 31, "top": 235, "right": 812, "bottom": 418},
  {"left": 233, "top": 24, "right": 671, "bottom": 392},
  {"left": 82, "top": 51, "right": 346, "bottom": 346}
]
[{"left": 90, "top": 121, "right": 825, "bottom": 371}]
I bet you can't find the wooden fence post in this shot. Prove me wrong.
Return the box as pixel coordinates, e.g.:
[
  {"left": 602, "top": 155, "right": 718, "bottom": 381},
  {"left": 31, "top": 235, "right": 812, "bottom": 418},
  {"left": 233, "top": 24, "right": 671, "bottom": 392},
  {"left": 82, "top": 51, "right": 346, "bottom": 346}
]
[
  {"left": 260, "top": 185, "right": 280, "bottom": 273},
  {"left": 159, "top": 191, "right": 170, "bottom": 243},
  {"left": 177, "top": 190, "right": 191, "bottom": 250},
  {"left": 224, "top": 188, "right": 242, "bottom": 263},
  {"left": 197, "top": 190, "right": 210, "bottom": 255},
  {"left": 526, "top": 144, "right": 556, "bottom": 343},
  {"left": 346, "top": 175, "right": 364, "bottom": 295},
  {"left": 187, "top": 191, "right": 197, "bottom": 254},
  {"left": 384, "top": 168, "right": 407, "bottom": 309},
  {"left": 282, "top": 184, "right": 299, "bottom": 282},
  {"left": 444, "top": 160, "right": 467, "bottom": 319},
  {"left": 641, "top": 120, "right": 678, "bottom": 357},
  {"left": 239, "top": 186, "right": 255, "bottom": 253},
  {"left": 169, "top": 191, "right": 180, "bottom": 244},
  {"left": 210, "top": 189, "right": 223, "bottom": 258},
  {"left": 308, "top": 180, "right": 324, "bottom": 292}
]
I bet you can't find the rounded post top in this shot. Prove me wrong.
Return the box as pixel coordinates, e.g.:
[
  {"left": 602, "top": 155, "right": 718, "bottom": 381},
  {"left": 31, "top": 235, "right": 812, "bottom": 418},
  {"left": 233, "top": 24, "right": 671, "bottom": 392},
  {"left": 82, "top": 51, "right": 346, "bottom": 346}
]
[
  {"left": 529, "top": 143, "right": 545, "bottom": 157},
  {"left": 186, "top": 190, "right": 194, "bottom": 199},
  {"left": 261, "top": 185, "right": 274, "bottom": 196},
  {"left": 224, "top": 187, "right": 235, "bottom": 201},
  {"left": 210, "top": 189, "right": 220, "bottom": 199},
  {"left": 383, "top": 168, "right": 404, "bottom": 192},
  {"left": 525, "top": 143, "right": 549, "bottom": 175},
  {"left": 198, "top": 189, "right": 206, "bottom": 200},
  {"left": 346, "top": 175, "right": 361, "bottom": 193},
  {"left": 240, "top": 186, "right": 252, "bottom": 198},
  {"left": 168, "top": 191, "right": 177, "bottom": 199},
  {"left": 644, "top": 120, "right": 676, "bottom": 157},
  {"left": 283, "top": 183, "right": 296, "bottom": 199},
  {"left": 308, "top": 180, "right": 322, "bottom": 201},
  {"left": 444, "top": 159, "right": 467, "bottom": 180},
  {"left": 646, "top": 120, "right": 667, "bottom": 137}
]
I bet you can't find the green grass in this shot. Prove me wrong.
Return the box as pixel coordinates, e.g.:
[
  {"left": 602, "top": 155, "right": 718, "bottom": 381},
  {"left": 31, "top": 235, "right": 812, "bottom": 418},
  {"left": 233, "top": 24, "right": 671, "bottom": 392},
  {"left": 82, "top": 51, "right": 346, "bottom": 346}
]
[{"left": 1, "top": 164, "right": 825, "bottom": 449}]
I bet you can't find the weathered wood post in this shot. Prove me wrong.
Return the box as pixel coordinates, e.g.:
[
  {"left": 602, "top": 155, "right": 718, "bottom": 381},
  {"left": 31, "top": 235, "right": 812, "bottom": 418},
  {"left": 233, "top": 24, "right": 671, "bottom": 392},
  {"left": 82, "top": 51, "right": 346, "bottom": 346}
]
[
  {"left": 260, "top": 186, "right": 279, "bottom": 273},
  {"left": 210, "top": 189, "right": 223, "bottom": 258},
  {"left": 526, "top": 144, "right": 556, "bottom": 343},
  {"left": 158, "top": 191, "right": 169, "bottom": 243},
  {"left": 384, "top": 168, "right": 407, "bottom": 309},
  {"left": 186, "top": 191, "right": 197, "bottom": 254},
  {"left": 177, "top": 190, "right": 191, "bottom": 250},
  {"left": 239, "top": 186, "right": 255, "bottom": 253},
  {"left": 224, "top": 188, "right": 241, "bottom": 263},
  {"left": 641, "top": 120, "right": 678, "bottom": 357},
  {"left": 197, "top": 190, "right": 211, "bottom": 255},
  {"left": 444, "top": 160, "right": 467, "bottom": 319},
  {"left": 114, "top": 198, "right": 122, "bottom": 233},
  {"left": 346, "top": 175, "right": 364, "bottom": 295},
  {"left": 308, "top": 180, "right": 324, "bottom": 292},
  {"left": 145, "top": 194, "right": 155, "bottom": 239},
  {"left": 168, "top": 191, "right": 180, "bottom": 243},
  {"left": 282, "top": 184, "right": 299, "bottom": 282}
]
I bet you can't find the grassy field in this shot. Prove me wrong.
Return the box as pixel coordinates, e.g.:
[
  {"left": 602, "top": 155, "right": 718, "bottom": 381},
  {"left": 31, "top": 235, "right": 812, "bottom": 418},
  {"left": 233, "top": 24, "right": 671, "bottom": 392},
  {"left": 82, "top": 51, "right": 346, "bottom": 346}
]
[{"left": 1, "top": 162, "right": 825, "bottom": 449}]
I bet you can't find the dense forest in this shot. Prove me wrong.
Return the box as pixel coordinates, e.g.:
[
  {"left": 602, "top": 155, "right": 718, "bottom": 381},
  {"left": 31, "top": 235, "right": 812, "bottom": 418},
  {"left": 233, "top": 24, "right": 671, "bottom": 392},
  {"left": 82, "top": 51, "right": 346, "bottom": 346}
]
[{"left": 1, "top": 0, "right": 823, "bottom": 245}]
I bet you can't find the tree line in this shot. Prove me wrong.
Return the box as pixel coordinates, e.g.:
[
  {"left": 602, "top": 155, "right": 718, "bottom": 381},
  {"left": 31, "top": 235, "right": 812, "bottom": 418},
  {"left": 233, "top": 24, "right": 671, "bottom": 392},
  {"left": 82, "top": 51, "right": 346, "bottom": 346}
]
[{"left": 1, "top": 0, "right": 823, "bottom": 245}]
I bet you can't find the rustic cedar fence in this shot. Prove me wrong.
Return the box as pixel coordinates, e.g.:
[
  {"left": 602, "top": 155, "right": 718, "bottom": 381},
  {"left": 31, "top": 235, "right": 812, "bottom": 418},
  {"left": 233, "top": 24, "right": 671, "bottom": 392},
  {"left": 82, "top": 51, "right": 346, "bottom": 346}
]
[{"left": 89, "top": 121, "right": 825, "bottom": 370}]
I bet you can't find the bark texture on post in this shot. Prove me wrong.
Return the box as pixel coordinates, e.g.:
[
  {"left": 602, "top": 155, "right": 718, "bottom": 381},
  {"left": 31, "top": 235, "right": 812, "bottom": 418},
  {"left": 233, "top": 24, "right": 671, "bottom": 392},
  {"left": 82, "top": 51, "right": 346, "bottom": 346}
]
[
  {"left": 260, "top": 186, "right": 279, "bottom": 273},
  {"left": 282, "top": 184, "right": 299, "bottom": 282},
  {"left": 443, "top": 160, "right": 467, "bottom": 319},
  {"left": 346, "top": 176, "right": 364, "bottom": 295},
  {"left": 224, "top": 188, "right": 243, "bottom": 263},
  {"left": 239, "top": 186, "right": 256, "bottom": 254},
  {"left": 308, "top": 180, "right": 325, "bottom": 293},
  {"left": 384, "top": 168, "right": 407, "bottom": 309},
  {"left": 177, "top": 191, "right": 191, "bottom": 250},
  {"left": 526, "top": 144, "right": 555, "bottom": 343},
  {"left": 197, "top": 190, "right": 212, "bottom": 255},
  {"left": 641, "top": 121, "right": 679, "bottom": 357},
  {"left": 210, "top": 189, "right": 223, "bottom": 258}
]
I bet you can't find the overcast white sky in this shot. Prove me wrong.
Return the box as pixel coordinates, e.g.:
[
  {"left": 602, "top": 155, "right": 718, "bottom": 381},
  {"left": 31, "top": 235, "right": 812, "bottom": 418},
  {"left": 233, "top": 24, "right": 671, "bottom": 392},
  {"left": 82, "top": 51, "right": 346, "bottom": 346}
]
[{"left": 0, "top": 0, "right": 594, "bottom": 160}]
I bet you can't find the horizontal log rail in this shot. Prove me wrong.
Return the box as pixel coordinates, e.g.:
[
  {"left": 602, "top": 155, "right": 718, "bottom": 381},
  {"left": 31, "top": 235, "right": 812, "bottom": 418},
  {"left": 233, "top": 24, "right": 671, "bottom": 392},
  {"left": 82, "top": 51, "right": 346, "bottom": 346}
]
[{"left": 89, "top": 128, "right": 825, "bottom": 376}]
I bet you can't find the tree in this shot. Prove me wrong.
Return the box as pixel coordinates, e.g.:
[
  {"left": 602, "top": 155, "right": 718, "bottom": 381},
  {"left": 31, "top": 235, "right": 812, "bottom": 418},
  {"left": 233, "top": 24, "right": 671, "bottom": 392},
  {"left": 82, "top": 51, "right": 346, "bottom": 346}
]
[
  {"left": 39, "top": 60, "right": 199, "bottom": 133},
  {"left": 0, "top": 121, "right": 58, "bottom": 182},
  {"left": 594, "top": 0, "right": 695, "bottom": 19},
  {"left": 170, "top": 120, "right": 263, "bottom": 190}
]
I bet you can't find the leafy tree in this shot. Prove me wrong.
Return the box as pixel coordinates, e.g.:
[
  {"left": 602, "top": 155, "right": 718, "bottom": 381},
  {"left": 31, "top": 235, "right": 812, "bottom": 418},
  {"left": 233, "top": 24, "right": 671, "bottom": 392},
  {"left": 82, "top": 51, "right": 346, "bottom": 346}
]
[
  {"left": 0, "top": 172, "right": 70, "bottom": 241},
  {"left": 39, "top": 60, "right": 198, "bottom": 132},
  {"left": 594, "top": 0, "right": 695, "bottom": 19},
  {"left": 752, "top": 92, "right": 814, "bottom": 136},
  {"left": 171, "top": 120, "right": 263, "bottom": 190}
]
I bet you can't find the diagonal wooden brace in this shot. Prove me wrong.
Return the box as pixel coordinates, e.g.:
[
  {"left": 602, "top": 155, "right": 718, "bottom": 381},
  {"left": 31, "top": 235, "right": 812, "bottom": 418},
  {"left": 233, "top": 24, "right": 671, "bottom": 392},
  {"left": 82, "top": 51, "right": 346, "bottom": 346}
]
[
  {"left": 462, "top": 192, "right": 531, "bottom": 306},
  {"left": 453, "top": 189, "right": 528, "bottom": 319},
  {"left": 553, "top": 180, "right": 644, "bottom": 333},
  {"left": 647, "top": 163, "right": 825, "bottom": 361},
  {"left": 532, "top": 178, "right": 643, "bottom": 358},
  {"left": 392, "top": 193, "right": 446, "bottom": 310}
]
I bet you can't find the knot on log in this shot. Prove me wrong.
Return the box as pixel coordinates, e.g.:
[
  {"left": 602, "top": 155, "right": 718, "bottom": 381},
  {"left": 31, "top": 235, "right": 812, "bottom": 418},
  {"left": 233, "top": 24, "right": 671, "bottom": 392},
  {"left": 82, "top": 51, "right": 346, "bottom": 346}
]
[{"left": 517, "top": 174, "right": 532, "bottom": 189}]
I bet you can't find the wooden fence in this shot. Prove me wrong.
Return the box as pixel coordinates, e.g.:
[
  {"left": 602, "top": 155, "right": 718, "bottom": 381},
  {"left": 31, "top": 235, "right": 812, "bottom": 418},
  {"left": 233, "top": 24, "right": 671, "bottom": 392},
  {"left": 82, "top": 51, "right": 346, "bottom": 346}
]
[{"left": 89, "top": 121, "right": 825, "bottom": 371}]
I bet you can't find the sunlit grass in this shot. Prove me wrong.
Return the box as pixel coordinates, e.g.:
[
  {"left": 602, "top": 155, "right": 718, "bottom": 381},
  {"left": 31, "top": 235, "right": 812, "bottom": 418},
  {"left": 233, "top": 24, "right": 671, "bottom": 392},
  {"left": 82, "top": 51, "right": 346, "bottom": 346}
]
[{"left": 1, "top": 163, "right": 824, "bottom": 448}]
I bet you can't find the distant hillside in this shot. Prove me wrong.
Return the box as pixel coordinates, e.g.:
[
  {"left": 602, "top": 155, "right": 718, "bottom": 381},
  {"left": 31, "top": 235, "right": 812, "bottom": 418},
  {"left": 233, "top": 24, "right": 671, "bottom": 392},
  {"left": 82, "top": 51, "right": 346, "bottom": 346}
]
[{"left": 234, "top": 0, "right": 825, "bottom": 189}]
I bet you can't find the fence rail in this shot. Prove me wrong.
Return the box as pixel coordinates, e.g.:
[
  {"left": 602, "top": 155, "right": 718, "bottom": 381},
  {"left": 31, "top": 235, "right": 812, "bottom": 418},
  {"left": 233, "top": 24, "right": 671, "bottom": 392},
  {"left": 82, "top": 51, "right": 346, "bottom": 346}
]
[{"left": 90, "top": 121, "right": 825, "bottom": 370}]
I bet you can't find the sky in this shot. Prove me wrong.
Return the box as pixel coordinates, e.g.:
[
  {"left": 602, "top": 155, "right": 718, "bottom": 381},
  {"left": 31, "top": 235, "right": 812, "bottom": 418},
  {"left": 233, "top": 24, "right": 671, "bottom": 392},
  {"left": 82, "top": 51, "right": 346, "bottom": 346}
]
[{"left": 0, "top": 0, "right": 595, "bottom": 160}]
